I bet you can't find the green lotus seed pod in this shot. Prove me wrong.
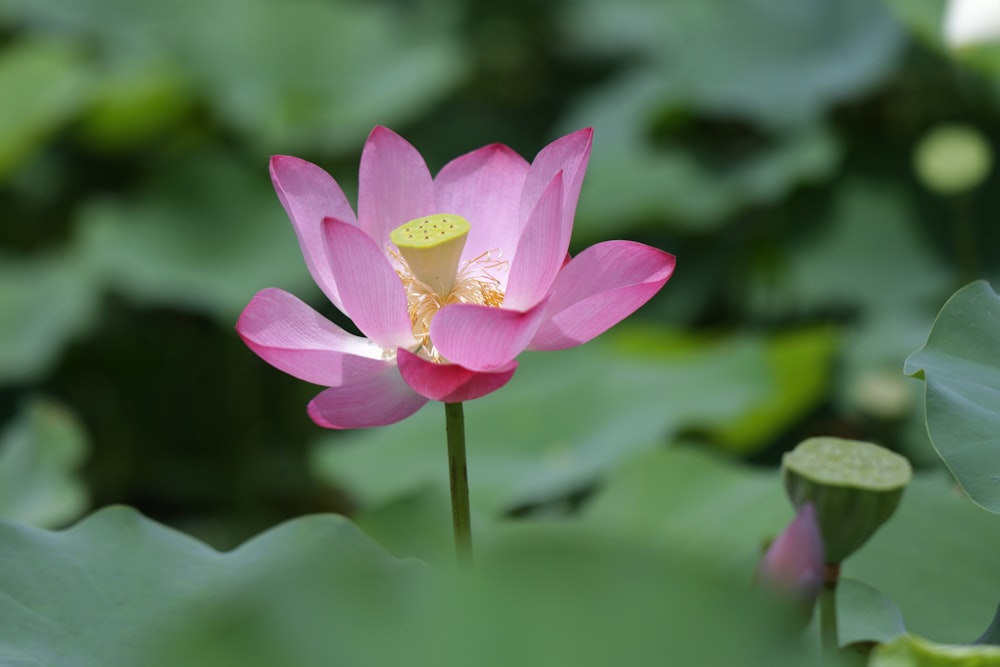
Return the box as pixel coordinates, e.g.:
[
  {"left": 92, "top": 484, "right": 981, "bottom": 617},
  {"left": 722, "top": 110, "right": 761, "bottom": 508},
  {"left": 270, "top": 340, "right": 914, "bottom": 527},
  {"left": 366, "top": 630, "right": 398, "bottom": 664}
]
[{"left": 782, "top": 437, "right": 912, "bottom": 564}]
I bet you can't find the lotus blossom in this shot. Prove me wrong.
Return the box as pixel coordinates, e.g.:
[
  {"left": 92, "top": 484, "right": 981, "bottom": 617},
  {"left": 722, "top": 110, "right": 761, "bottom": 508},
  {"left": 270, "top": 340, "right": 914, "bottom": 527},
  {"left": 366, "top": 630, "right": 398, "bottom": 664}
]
[{"left": 237, "top": 127, "right": 675, "bottom": 429}]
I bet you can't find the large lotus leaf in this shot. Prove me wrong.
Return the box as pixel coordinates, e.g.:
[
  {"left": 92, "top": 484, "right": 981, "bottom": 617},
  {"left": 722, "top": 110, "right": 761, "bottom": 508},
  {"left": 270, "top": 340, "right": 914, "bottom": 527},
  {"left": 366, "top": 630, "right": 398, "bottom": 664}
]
[
  {"left": 563, "top": 71, "right": 841, "bottom": 237},
  {"left": 0, "top": 505, "right": 425, "bottom": 666},
  {"left": 355, "top": 484, "right": 458, "bottom": 565},
  {"left": 904, "top": 280, "right": 1000, "bottom": 513},
  {"left": 153, "top": 521, "right": 815, "bottom": 667},
  {"left": 0, "top": 504, "right": 823, "bottom": 666},
  {"left": 841, "top": 472, "right": 1000, "bottom": 643},
  {"left": 0, "top": 0, "right": 466, "bottom": 153},
  {"left": 0, "top": 397, "right": 88, "bottom": 527},
  {"left": 312, "top": 330, "right": 773, "bottom": 515},
  {"left": 581, "top": 445, "right": 1000, "bottom": 644},
  {"left": 0, "top": 249, "right": 102, "bottom": 383},
  {"left": 565, "top": 0, "right": 904, "bottom": 127},
  {"left": 0, "top": 38, "right": 94, "bottom": 178},
  {"left": 76, "top": 150, "right": 313, "bottom": 322}
]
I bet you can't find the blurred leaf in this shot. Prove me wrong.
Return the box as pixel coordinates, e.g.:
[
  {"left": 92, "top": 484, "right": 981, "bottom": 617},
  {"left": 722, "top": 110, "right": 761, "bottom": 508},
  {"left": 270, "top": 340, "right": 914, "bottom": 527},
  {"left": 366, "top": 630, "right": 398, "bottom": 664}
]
[
  {"left": 883, "top": 0, "right": 944, "bottom": 45},
  {"left": 0, "top": 0, "right": 467, "bottom": 153},
  {"left": 77, "top": 150, "right": 313, "bottom": 322},
  {"left": 870, "top": 633, "right": 1000, "bottom": 666},
  {"left": 0, "top": 38, "right": 94, "bottom": 178},
  {"left": 312, "top": 331, "right": 771, "bottom": 514},
  {"left": 79, "top": 57, "right": 195, "bottom": 150},
  {"left": 0, "top": 506, "right": 423, "bottom": 666},
  {"left": 581, "top": 445, "right": 790, "bottom": 570},
  {"left": 560, "top": 0, "right": 903, "bottom": 234},
  {"left": 904, "top": 280, "right": 1000, "bottom": 513},
  {"left": 356, "top": 484, "right": 457, "bottom": 565},
  {"left": 837, "top": 577, "right": 907, "bottom": 647},
  {"left": 413, "top": 531, "right": 814, "bottom": 667},
  {"left": 710, "top": 327, "right": 838, "bottom": 453},
  {"left": 0, "top": 504, "right": 822, "bottom": 667},
  {"left": 753, "top": 180, "right": 954, "bottom": 430},
  {"left": 884, "top": 0, "right": 1000, "bottom": 75},
  {"left": 780, "top": 181, "right": 950, "bottom": 312},
  {"left": 566, "top": 0, "right": 904, "bottom": 127},
  {"left": 0, "top": 250, "right": 101, "bottom": 383},
  {"left": 176, "top": 0, "right": 468, "bottom": 153},
  {"left": 0, "top": 397, "right": 88, "bottom": 527},
  {"left": 566, "top": 75, "right": 841, "bottom": 236}
]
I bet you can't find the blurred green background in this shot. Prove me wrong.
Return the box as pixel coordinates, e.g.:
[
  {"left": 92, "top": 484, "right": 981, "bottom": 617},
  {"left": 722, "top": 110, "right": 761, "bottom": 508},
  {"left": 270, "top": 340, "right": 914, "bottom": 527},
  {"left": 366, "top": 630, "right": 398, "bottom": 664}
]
[{"left": 1, "top": 0, "right": 997, "bottom": 548}]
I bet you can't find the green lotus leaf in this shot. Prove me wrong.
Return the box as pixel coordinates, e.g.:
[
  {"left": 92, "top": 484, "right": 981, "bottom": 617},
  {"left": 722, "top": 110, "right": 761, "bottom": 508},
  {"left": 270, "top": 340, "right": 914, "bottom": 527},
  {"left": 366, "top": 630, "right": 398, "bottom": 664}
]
[
  {"left": 905, "top": 280, "right": 1000, "bottom": 513},
  {"left": 0, "top": 397, "right": 89, "bottom": 527}
]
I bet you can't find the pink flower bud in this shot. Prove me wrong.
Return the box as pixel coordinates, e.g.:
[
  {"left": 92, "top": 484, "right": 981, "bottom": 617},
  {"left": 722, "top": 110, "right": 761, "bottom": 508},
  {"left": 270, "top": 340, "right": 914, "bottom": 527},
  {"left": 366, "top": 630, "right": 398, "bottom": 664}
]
[{"left": 757, "top": 504, "right": 825, "bottom": 612}]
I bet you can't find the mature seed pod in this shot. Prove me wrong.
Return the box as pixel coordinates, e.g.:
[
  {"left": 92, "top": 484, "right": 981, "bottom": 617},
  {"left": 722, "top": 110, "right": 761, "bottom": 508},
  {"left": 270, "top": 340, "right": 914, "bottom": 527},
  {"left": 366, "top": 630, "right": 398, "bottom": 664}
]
[{"left": 782, "top": 437, "right": 912, "bottom": 564}]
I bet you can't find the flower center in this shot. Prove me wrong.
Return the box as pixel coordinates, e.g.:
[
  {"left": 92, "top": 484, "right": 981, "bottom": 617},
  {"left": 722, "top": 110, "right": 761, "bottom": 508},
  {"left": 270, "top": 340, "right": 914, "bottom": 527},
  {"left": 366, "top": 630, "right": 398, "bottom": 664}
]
[
  {"left": 390, "top": 213, "right": 506, "bottom": 361},
  {"left": 390, "top": 214, "right": 470, "bottom": 295}
]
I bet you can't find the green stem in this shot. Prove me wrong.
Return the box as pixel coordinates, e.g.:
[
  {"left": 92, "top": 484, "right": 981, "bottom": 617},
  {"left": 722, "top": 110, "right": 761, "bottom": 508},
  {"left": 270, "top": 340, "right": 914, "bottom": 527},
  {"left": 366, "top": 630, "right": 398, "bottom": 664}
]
[
  {"left": 820, "top": 563, "right": 840, "bottom": 662},
  {"left": 444, "top": 402, "right": 472, "bottom": 565}
]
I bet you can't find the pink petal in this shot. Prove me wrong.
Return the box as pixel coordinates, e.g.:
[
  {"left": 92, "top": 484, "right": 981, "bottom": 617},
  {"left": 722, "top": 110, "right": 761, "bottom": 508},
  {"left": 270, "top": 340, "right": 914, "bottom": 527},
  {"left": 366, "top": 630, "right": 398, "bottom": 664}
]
[
  {"left": 396, "top": 349, "right": 517, "bottom": 402},
  {"left": 358, "top": 126, "right": 435, "bottom": 250},
  {"left": 237, "top": 288, "right": 390, "bottom": 386},
  {"left": 503, "top": 172, "right": 565, "bottom": 310},
  {"left": 270, "top": 156, "right": 358, "bottom": 312},
  {"left": 528, "top": 241, "right": 675, "bottom": 351},
  {"left": 518, "top": 128, "right": 592, "bottom": 243},
  {"left": 434, "top": 143, "right": 529, "bottom": 271},
  {"left": 308, "top": 367, "right": 429, "bottom": 429},
  {"left": 430, "top": 299, "right": 549, "bottom": 372},
  {"left": 323, "top": 218, "right": 416, "bottom": 349}
]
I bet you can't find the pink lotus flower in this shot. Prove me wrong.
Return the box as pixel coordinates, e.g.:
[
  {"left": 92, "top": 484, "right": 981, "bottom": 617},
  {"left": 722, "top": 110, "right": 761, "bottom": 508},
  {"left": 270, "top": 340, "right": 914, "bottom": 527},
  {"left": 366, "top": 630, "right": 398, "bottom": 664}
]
[{"left": 237, "top": 127, "right": 675, "bottom": 428}]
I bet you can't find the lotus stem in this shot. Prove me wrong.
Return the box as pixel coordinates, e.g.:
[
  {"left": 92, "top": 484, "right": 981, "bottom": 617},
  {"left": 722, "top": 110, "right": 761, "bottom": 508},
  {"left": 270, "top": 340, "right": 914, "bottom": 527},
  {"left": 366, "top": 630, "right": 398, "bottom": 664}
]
[{"left": 445, "top": 401, "right": 472, "bottom": 565}]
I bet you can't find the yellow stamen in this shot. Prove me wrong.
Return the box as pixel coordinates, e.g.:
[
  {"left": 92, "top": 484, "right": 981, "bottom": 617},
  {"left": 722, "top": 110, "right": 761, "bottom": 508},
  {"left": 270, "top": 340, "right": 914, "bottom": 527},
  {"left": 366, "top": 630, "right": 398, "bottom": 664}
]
[{"left": 389, "top": 215, "right": 507, "bottom": 362}]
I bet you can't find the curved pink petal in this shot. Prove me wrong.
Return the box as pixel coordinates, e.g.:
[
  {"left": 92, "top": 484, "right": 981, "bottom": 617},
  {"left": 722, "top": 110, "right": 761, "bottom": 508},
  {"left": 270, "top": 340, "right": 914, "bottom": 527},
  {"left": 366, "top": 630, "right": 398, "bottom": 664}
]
[
  {"left": 528, "top": 241, "right": 675, "bottom": 351},
  {"left": 434, "top": 143, "right": 529, "bottom": 271},
  {"left": 270, "top": 156, "right": 358, "bottom": 312},
  {"left": 503, "top": 173, "right": 565, "bottom": 311},
  {"left": 237, "top": 287, "right": 390, "bottom": 386},
  {"left": 430, "top": 299, "right": 549, "bottom": 372},
  {"left": 397, "top": 349, "right": 517, "bottom": 402},
  {"left": 323, "top": 218, "right": 416, "bottom": 349},
  {"left": 308, "top": 366, "right": 429, "bottom": 429},
  {"left": 358, "top": 126, "right": 435, "bottom": 250},
  {"left": 518, "top": 127, "right": 592, "bottom": 241}
]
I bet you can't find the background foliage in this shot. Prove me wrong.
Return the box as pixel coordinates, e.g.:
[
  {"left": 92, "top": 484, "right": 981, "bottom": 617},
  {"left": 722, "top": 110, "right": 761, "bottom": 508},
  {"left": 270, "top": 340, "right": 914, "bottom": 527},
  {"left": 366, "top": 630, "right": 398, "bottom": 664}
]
[{"left": 2, "top": 0, "right": 1000, "bottom": 658}]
